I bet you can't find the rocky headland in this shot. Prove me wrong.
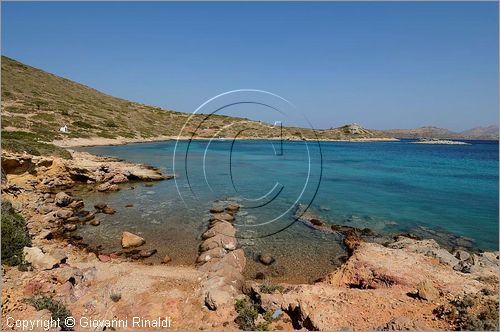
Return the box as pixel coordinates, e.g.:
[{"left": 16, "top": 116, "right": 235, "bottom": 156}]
[{"left": 1, "top": 150, "right": 498, "bottom": 331}]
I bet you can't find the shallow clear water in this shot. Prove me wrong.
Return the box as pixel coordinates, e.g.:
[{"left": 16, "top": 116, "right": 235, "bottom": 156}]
[{"left": 76, "top": 139, "right": 499, "bottom": 282}]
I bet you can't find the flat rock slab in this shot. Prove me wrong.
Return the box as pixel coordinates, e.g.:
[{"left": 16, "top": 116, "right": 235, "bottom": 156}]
[
  {"left": 121, "top": 231, "right": 145, "bottom": 248},
  {"left": 23, "top": 247, "right": 65, "bottom": 270},
  {"left": 211, "top": 212, "right": 234, "bottom": 222}
]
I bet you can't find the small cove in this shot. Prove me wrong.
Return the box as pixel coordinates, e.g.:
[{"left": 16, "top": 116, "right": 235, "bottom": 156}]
[{"left": 73, "top": 139, "right": 499, "bottom": 283}]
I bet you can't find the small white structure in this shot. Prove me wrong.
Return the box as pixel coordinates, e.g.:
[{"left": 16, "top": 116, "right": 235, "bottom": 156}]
[{"left": 59, "top": 125, "right": 69, "bottom": 134}]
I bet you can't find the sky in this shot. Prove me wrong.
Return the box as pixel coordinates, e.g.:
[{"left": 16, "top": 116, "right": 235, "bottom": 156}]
[{"left": 2, "top": 1, "right": 498, "bottom": 131}]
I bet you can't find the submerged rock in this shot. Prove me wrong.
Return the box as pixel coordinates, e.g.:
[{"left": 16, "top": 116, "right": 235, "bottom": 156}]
[
  {"left": 211, "top": 212, "right": 234, "bottom": 223},
  {"left": 210, "top": 206, "right": 225, "bottom": 214},
  {"left": 225, "top": 203, "right": 240, "bottom": 214},
  {"left": 67, "top": 200, "right": 84, "bottom": 210},
  {"left": 97, "top": 182, "right": 120, "bottom": 192},
  {"left": 80, "top": 212, "right": 96, "bottom": 222},
  {"left": 310, "top": 218, "right": 323, "bottom": 226},
  {"left": 102, "top": 207, "right": 116, "bottom": 214},
  {"left": 89, "top": 219, "right": 101, "bottom": 226},
  {"left": 259, "top": 254, "right": 275, "bottom": 265},
  {"left": 55, "top": 192, "right": 73, "bottom": 207},
  {"left": 121, "top": 231, "right": 145, "bottom": 248},
  {"left": 140, "top": 249, "right": 157, "bottom": 258},
  {"left": 94, "top": 203, "right": 107, "bottom": 210}
]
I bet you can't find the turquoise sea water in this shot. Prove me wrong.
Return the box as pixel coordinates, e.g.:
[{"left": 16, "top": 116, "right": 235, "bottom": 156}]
[{"left": 77, "top": 139, "right": 498, "bottom": 282}]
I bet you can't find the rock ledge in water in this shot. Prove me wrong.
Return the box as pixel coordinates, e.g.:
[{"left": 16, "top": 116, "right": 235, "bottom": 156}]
[{"left": 121, "top": 231, "right": 145, "bottom": 248}]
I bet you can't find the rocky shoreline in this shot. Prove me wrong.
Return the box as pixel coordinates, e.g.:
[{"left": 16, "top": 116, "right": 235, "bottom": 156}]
[{"left": 1, "top": 149, "right": 499, "bottom": 330}]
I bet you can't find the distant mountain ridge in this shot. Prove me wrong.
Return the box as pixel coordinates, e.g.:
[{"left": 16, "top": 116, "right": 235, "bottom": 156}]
[
  {"left": 380, "top": 126, "right": 498, "bottom": 140},
  {"left": 1, "top": 56, "right": 497, "bottom": 144},
  {"left": 0, "top": 56, "right": 389, "bottom": 143}
]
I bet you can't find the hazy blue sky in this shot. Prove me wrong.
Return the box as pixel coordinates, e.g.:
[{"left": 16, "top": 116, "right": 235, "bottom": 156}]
[{"left": 2, "top": 1, "right": 498, "bottom": 130}]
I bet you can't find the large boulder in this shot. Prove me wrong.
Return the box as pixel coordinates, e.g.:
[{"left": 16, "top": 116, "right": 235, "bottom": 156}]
[
  {"left": 56, "top": 209, "right": 74, "bottom": 220},
  {"left": 226, "top": 203, "right": 240, "bottom": 214},
  {"left": 55, "top": 192, "right": 73, "bottom": 207},
  {"left": 202, "top": 221, "right": 236, "bottom": 239},
  {"left": 23, "top": 247, "right": 63, "bottom": 270},
  {"left": 102, "top": 207, "right": 116, "bottom": 215},
  {"left": 199, "top": 249, "right": 247, "bottom": 275},
  {"left": 211, "top": 212, "right": 235, "bottom": 223},
  {"left": 205, "top": 287, "right": 232, "bottom": 311},
  {"left": 97, "top": 182, "right": 120, "bottom": 192},
  {"left": 121, "top": 231, "right": 145, "bottom": 248},
  {"left": 416, "top": 280, "right": 440, "bottom": 301},
  {"left": 210, "top": 206, "right": 225, "bottom": 214},
  {"left": 200, "top": 234, "right": 237, "bottom": 252},
  {"left": 454, "top": 250, "right": 471, "bottom": 262},
  {"left": 111, "top": 173, "right": 128, "bottom": 184},
  {"left": 67, "top": 200, "right": 84, "bottom": 210},
  {"left": 197, "top": 247, "right": 227, "bottom": 263},
  {"left": 94, "top": 203, "right": 107, "bottom": 210},
  {"left": 388, "top": 236, "right": 459, "bottom": 267}
]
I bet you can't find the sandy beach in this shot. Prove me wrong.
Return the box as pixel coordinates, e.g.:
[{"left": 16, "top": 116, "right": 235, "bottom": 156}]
[{"left": 51, "top": 136, "right": 400, "bottom": 148}]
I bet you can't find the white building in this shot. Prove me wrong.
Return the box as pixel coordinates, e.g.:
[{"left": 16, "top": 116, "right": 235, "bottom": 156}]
[{"left": 59, "top": 125, "right": 69, "bottom": 133}]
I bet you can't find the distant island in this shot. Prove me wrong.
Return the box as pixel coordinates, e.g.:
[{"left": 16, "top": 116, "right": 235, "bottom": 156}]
[
  {"left": 411, "top": 138, "right": 470, "bottom": 145},
  {"left": 380, "top": 126, "right": 499, "bottom": 141}
]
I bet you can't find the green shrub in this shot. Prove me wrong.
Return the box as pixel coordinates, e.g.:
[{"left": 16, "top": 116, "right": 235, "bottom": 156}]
[
  {"left": 235, "top": 298, "right": 259, "bottom": 330},
  {"left": 25, "top": 296, "right": 72, "bottom": 330},
  {"left": 104, "top": 119, "right": 118, "bottom": 128},
  {"left": 72, "top": 120, "right": 93, "bottom": 129},
  {"left": 260, "top": 284, "right": 286, "bottom": 294},
  {"left": 110, "top": 293, "right": 122, "bottom": 302},
  {"left": 434, "top": 294, "right": 499, "bottom": 331},
  {"left": 1, "top": 131, "right": 72, "bottom": 159},
  {"left": 96, "top": 130, "right": 117, "bottom": 139},
  {"left": 32, "top": 113, "right": 56, "bottom": 122},
  {"left": 1, "top": 200, "right": 31, "bottom": 266}
]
